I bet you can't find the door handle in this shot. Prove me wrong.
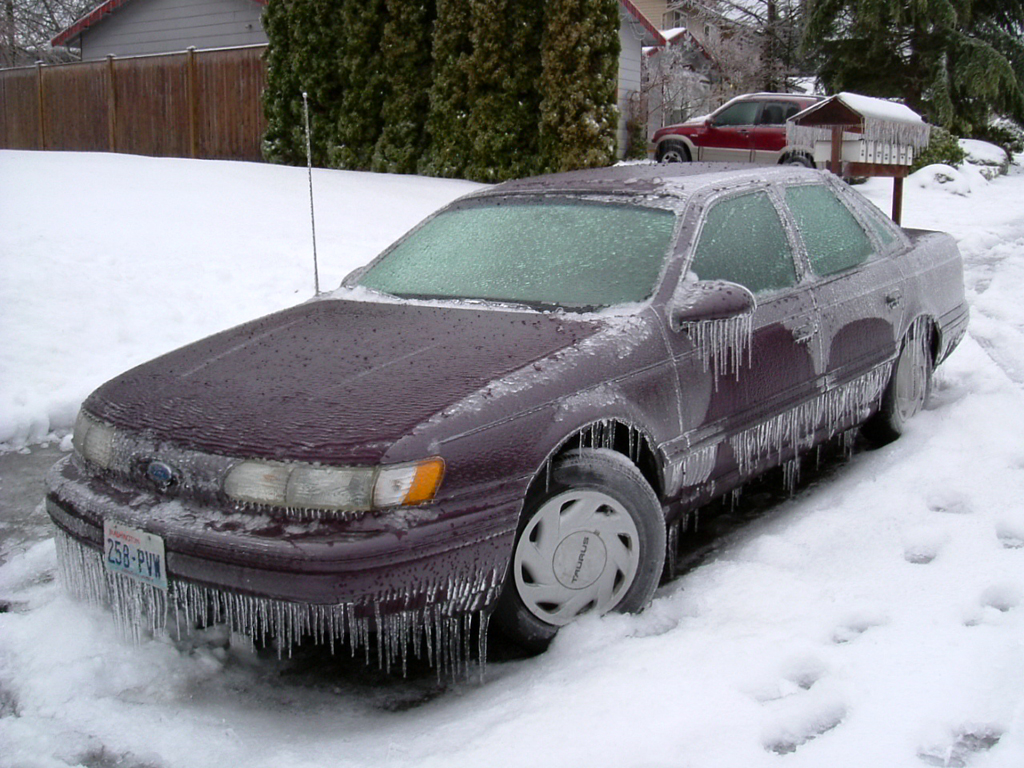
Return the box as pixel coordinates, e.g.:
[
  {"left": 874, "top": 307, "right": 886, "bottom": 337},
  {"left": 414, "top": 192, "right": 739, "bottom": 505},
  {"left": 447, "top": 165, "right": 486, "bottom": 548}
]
[
  {"left": 794, "top": 326, "right": 816, "bottom": 345},
  {"left": 885, "top": 290, "right": 903, "bottom": 308}
]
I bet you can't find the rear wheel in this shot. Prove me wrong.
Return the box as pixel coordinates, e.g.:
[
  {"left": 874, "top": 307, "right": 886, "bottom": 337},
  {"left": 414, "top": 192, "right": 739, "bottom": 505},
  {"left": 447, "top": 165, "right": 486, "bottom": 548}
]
[
  {"left": 657, "top": 140, "right": 691, "bottom": 163},
  {"left": 782, "top": 153, "right": 814, "bottom": 168},
  {"left": 492, "top": 449, "right": 666, "bottom": 652},
  {"left": 863, "top": 322, "right": 933, "bottom": 445}
]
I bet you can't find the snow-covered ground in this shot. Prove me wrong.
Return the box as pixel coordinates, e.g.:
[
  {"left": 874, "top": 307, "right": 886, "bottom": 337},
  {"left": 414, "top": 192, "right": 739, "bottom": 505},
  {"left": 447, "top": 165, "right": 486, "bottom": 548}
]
[{"left": 1, "top": 150, "right": 1023, "bottom": 768}]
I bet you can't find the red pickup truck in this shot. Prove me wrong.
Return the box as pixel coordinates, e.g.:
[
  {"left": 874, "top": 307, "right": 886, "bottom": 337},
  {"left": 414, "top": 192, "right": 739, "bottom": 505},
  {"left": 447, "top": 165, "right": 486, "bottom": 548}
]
[{"left": 653, "top": 92, "right": 822, "bottom": 166}]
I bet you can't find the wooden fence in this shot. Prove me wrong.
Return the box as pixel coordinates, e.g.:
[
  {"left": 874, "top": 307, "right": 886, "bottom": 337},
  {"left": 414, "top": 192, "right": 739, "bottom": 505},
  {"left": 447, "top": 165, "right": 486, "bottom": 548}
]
[{"left": 0, "top": 45, "right": 267, "bottom": 162}]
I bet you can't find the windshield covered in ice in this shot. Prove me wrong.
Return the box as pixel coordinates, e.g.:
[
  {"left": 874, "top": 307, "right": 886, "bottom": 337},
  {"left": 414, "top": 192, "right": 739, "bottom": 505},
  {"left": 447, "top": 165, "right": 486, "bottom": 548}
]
[{"left": 355, "top": 198, "right": 677, "bottom": 311}]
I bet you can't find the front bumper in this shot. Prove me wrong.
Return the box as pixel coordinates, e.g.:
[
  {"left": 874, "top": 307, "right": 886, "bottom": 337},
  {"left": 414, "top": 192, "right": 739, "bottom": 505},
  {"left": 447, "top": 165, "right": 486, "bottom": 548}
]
[{"left": 46, "top": 455, "right": 519, "bottom": 666}]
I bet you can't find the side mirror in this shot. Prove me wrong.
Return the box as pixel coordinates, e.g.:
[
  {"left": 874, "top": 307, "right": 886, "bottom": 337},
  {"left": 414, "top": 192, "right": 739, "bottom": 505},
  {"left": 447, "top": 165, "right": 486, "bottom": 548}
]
[{"left": 670, "top": 279, "right": 756, "bottom": 331}]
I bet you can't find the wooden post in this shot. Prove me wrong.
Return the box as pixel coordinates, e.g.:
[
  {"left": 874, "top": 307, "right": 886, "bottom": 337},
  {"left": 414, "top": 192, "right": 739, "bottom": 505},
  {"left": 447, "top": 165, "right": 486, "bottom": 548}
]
[
  {"left": 107, "top": 54, "right": 117, "bottom": 152},
  {"left": 35, "top": 61, "right": 46, "bottom": 150},
  {"left": 186, "top": 46, "right": 198, "bottom": 159},
  {"left": 892, "top": 176, "right": 904, "bottom": 225},
  {"left": 829, "top": 125, "right": 843, "bottom": 176}
]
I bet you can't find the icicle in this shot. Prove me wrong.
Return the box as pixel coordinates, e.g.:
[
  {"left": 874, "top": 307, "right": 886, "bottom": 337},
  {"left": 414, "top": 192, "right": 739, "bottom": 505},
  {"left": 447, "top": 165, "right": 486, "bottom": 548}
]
[
  {"left": 53, "top": 531, "right": 501, "bottom": 679},
  {"left": 782, "top": 457, "right": 801, "bottom": 495},
  {"left": 689, "top": 315, "right": 753, "bottom": 384},
  {"left": 729, "top": 487, "right": 742, "bottom": 511},
  {"left": 680, "top": 443, "right": 717, "bottom": 487},
  {"left": 728, "top": 366, "right": 892, "bottom": 477}
]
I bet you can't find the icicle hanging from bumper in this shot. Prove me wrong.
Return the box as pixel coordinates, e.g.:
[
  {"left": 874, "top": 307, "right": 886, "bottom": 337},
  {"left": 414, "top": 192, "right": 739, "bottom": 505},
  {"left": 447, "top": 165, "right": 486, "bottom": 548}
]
[{"left": 54, "top": 530, "right": 501, "bottom": 678}]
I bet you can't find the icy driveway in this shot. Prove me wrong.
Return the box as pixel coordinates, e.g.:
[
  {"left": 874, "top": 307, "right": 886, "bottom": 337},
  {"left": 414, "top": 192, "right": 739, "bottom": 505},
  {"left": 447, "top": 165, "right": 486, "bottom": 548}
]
[{"left": 1, "top": 152, "right": 1024, "bottom": 768}]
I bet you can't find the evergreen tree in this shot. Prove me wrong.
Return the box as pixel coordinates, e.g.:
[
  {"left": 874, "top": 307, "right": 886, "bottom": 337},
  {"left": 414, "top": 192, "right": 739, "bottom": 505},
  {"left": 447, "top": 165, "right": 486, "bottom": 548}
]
[
  {"left": 330, "top": 0, "right": 387, "bottom": 170},
  {"left": 804, "top": 0, "right": 1024, "bottom": 133},
  {"left": 420, "top": 0, "right": 474, "bottom": 178},
  {"left": 462, "top": 0, "right": 545, "bottom": 182},
  {"left": 262, "top": 0, "right": 346, "bottom": 166},
  {"left": 372, "top": 0, "right": 436, "bottom": 174},
  {"left": 539, "top": 0, "right": 620, "bottom": 173}
]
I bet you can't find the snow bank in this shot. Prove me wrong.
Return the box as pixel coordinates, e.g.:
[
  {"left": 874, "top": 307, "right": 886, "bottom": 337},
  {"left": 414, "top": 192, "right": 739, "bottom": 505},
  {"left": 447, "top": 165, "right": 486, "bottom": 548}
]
[
  {"left": 960, "top": 139, "right": 1011, "bottom": 180},
  {"left": 960, "top": 139, "right": 1009, "bottom": 169}
]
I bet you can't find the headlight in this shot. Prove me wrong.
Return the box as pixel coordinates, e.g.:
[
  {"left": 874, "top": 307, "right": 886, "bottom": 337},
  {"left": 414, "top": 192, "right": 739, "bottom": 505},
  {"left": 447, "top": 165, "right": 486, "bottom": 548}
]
[
  {"left": 223, "top": 457, "right": 444, "bottom": 512},
  {"left": 72, "top": 410, "right": 116, "bottom": 470}
]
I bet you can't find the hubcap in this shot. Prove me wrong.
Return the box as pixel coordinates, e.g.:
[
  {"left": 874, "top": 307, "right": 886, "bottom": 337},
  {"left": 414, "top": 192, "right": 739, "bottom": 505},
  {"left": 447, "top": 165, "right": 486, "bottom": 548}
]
[
  {"left": 894, "top": 333, "right": 929, "bottom": 423},
  {"left": 514, "top": 489, "right": 640, "bottom": 626}
]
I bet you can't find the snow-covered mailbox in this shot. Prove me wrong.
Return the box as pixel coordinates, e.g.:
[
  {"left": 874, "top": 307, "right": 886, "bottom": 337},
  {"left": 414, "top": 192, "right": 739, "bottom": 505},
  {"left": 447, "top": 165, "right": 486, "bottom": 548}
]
[{"left": 787, "top": 92, "right": 930, "bottom": 224}]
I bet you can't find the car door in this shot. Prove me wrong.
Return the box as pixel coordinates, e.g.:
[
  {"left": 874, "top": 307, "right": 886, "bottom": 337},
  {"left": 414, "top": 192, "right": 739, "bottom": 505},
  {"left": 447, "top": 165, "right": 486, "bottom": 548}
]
[
  {"left": 750, "top": 100, "right": 804, "bottom": 164},
  {"left": 782, "top": 182, "right": 904, "bottom": 410},
  {"left": 661, "top": 187, "right": 823, "bottom": 488},
  {"left": 698, "top": 100, "right": 759, "bottom": 162}
]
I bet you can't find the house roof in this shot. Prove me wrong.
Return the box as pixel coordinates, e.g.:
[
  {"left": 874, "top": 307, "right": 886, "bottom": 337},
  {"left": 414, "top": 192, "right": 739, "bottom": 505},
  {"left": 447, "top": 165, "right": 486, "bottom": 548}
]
[
  {"left": 52, "top": 0, "right": 268, "bottom": 47},
  {"left": 619, "top": 0, "right": 668, "bottom": 46},
  {"left": 645, "top": 24, "right": 714, "bottom": 64}
]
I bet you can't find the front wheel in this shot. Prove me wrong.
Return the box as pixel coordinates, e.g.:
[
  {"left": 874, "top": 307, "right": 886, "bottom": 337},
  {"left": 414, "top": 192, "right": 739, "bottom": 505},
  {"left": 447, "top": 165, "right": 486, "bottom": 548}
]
[
  {"left": 863, "top": 322, "right": 933, "bottom": 445},
  {"left": 491, "top": 449, "right": 666, "bottom": 652},
  {"left": 656, "top": 140, "right": 691, "bottom": 163}
]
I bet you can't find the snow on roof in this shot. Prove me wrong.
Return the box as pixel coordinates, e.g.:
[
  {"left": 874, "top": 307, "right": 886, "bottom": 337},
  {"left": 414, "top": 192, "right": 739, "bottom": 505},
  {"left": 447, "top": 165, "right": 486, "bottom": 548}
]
[
  {"left": 620, "top": 0, "right": 668, "bottom": 46},
  {"left": 788, "top": 92, "right": 931, "bottom": 151},
  {"left": 833, "top": 92, "right": 927, "bottom": 126},
  {"left": 647, "top": 24, "right": 714, "bottom": 62}
]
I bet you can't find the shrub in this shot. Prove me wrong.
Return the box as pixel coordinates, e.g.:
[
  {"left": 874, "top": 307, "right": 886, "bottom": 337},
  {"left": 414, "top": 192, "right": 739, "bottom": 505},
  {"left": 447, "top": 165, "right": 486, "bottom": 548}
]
[
  {"left": 911, "top": 127, "right": 966, "bottom": 172},
  {"left": 972, "top": 120, "right": 1024, "bottom": 157}
]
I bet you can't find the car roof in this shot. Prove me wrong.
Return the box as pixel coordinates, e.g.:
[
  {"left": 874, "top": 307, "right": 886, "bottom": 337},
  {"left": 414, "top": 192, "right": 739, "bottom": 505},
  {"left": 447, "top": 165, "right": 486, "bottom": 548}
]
[
  {"left": 733, "top": 92, "right": 823, "bottom": 101},
  {"left": 469, "top": 163, "right": 826, "bottom": 203}
]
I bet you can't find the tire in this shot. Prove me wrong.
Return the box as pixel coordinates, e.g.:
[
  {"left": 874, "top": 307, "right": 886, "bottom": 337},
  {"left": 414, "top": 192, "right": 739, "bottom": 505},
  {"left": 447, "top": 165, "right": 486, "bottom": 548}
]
[
  {"left": 863, "top": 322, "right": 933, "bottom": 445},
  {"left": 782, "top": 153, "right": 814, "bottom": 168},
  {"left": 656, "top": 140, "right": 691, "bottom": 163},
  {"left": 491, "top": 448, "right": 666, "bottom": 653}
]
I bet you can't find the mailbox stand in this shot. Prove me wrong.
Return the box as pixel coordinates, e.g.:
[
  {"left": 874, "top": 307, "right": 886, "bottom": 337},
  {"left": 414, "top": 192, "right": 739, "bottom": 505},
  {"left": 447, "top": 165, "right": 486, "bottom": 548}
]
[{"left": 787, "top": 93, "right": 930, "bottom": 224}]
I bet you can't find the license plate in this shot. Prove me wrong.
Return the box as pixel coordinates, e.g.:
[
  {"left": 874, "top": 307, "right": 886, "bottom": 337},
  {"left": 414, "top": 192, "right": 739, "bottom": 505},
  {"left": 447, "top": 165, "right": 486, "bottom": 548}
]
[{"left": 103, "top": 519, "right": 168, "bottom": 590}]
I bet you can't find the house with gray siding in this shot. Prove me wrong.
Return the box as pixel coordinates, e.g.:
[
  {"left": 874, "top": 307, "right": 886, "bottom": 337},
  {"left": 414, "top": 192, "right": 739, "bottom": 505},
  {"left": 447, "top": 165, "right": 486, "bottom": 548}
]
[
  {"left": 51, "top": 0, "right": 268, "bottom": 60},
  {"left": 619, "top": 0, "right": 666, "bottom": 156}
]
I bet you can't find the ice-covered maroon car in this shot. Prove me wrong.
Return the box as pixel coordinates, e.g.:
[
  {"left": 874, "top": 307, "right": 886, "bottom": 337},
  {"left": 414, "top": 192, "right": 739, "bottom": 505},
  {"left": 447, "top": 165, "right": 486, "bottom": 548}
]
[
  {"left": 47, "top": 164, "right": 967, "bottom": 670},
  {"left": 653, "top": 92, "right": 823, "bottom": 166}
]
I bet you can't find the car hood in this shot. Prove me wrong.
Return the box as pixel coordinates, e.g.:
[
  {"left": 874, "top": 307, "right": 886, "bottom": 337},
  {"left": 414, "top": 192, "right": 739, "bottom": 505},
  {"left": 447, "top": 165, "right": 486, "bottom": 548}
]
[{"left": 84, "top": 298, "right": 603, "bottom": 464}]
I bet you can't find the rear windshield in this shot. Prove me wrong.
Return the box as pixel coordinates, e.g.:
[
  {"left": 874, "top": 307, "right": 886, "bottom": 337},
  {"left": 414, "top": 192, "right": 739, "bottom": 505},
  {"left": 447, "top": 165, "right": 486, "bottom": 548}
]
[{"left": 356, "top": 199, "right": 677, "bottom": 311}]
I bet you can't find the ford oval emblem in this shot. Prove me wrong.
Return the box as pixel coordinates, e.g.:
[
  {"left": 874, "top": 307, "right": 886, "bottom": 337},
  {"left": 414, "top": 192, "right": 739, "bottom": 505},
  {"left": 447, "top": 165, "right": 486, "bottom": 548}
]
[{"left": 146, "top": 460, "right": 178, "bottom": 490}]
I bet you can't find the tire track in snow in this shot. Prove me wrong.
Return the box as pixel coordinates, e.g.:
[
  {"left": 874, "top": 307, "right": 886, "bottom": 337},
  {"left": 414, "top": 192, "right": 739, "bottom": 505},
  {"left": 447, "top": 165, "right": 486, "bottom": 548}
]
[{"left": 956, "top": 219, "right": 1024, "bottom": 387}]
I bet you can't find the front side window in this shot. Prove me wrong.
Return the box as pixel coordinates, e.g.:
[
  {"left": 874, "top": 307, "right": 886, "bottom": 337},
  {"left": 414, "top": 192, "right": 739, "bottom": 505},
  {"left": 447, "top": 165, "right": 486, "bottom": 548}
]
[
  {"left": 713, "top": 101, "right": 760, "bottom": 126},
  {"left": 357, "top": 199, "right": 677, "bottom": 311},
  {"left": 689, "top": 191, "right": 797, "bottom": 295},
  {"left": 785, "top": 185, "right": 874, "bottom": 276}
]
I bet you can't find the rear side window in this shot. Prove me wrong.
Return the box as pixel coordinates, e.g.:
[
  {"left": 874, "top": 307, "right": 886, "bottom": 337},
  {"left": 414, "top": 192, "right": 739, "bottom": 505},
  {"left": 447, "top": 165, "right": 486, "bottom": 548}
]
[
  {"left": 857, "top": 201, "right": 900, "bottom": 249},
  {"left": 758, "top": 102, "right": 789, "bottom": 125},
  {"left": 690, "top": 191, "right": 797, "bottom": 295},
  {"left": 785, "top": 185, "right": 874, "bottom": 276}
]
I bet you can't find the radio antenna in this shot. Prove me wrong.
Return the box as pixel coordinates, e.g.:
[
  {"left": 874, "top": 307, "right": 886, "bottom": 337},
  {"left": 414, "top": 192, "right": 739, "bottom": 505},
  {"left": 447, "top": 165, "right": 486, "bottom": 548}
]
[{"left": 302, "top": 91, "right": 321, "bottom": 295}]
